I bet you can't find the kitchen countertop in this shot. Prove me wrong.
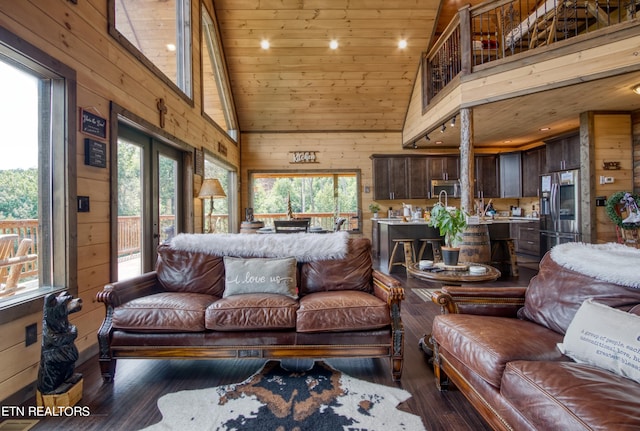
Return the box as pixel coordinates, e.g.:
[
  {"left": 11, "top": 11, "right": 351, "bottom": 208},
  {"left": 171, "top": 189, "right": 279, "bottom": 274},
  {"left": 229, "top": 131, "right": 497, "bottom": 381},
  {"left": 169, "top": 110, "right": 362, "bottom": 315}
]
[{"left": 374, "top": 217, "right": 539, "bottom": 225}]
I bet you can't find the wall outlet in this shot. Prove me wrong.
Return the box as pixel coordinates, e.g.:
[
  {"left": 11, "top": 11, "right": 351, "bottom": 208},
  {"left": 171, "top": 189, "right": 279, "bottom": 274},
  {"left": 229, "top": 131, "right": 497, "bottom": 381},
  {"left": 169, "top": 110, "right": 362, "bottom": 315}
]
[{"left": 25, "top": 323, "right": 37, "bottom": 346}]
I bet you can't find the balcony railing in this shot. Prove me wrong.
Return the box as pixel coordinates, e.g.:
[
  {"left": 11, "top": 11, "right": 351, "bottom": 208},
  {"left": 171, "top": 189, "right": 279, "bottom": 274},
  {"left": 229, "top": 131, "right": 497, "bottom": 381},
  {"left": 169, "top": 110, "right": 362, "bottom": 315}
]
[
  {"left": 424, "top": 0, "right": 639, "bottom": 104},
  {"left": 0, "top": 219, "right": 39, "bottom": 283}
]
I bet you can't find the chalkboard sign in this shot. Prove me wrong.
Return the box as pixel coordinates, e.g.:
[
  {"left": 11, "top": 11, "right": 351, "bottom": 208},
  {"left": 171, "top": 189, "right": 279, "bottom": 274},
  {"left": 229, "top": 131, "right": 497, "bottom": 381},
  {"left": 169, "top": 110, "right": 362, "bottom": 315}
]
[
  {"left": 84, "top": 138, "right": 107, "bottom": 168},
  {"left": 80, "top": 109, "right": 107, "bottom": 139}
]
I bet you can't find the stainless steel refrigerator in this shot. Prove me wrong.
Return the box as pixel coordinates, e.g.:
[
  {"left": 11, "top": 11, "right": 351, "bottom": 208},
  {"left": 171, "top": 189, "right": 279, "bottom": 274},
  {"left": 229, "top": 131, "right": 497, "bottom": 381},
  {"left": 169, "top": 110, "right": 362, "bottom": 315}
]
[{"left": 539, "top": 169, "right": 581, "bottom": 258}]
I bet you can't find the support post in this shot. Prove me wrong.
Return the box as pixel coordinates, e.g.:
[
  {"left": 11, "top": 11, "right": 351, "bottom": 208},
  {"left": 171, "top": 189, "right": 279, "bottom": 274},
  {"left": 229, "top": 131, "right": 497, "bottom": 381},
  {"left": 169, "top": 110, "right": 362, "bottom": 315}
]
[{"left": 460, "top": 108, "right": 474, "bottom": 214}]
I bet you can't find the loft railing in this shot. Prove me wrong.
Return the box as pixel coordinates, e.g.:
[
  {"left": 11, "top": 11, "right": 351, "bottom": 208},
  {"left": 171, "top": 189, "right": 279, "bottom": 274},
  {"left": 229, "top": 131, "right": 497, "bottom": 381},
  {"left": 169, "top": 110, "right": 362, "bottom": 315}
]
[{"left": 424, "top": 0, "right": 639, "bottom": 105}]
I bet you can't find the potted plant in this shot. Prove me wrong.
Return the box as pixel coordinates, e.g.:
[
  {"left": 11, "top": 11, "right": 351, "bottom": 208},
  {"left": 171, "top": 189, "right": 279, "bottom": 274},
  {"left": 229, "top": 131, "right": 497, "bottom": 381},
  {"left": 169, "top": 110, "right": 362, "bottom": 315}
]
[
  {"left": 368, "top": 202, "right": 381, "bottom": 218},
  {"left": 428, "top": 203, "right": 467, "bottom": 265}
]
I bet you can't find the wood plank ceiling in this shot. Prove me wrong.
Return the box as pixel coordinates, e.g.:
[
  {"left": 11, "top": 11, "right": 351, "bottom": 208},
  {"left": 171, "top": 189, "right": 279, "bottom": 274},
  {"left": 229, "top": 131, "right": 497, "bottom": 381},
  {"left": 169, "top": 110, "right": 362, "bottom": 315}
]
[{"left": 213, "top": 0, "right": 441, "bottom": 133}]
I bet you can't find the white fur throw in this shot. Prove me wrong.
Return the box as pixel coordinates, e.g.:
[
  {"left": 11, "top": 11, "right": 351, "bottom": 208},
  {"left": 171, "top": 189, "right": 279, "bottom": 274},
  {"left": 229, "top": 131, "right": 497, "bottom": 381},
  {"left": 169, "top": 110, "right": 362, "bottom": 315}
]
[
  {"left": 170, "top": 231, "right": 350, "bottom": 262},
  {"left": 550, "top": 242, "right": 640, "bottom": 289}
]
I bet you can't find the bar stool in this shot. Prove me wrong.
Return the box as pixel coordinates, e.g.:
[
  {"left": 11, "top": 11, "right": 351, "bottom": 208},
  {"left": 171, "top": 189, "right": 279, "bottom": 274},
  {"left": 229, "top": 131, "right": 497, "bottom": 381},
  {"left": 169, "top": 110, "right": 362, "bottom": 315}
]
[
  {"left": 388, "top": 239, "right": 416, "bottom": 276},
  {"left": 418, "top": 238, "right": 443, "bottom": 263},
  {"left": 490, "top": 238, "right": 519, "bottom": 277}
]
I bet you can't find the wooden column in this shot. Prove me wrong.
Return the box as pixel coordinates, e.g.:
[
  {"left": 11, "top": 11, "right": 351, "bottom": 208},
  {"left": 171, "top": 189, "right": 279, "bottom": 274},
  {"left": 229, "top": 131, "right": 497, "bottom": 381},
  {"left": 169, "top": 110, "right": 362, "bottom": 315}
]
[{"left": 460, "top": 108, "right": 474, "bottom": 214}]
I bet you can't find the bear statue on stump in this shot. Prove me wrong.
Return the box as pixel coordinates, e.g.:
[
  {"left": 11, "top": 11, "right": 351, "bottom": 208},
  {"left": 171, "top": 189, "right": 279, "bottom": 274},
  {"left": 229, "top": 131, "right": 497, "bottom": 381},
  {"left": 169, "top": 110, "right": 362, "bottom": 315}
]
[{"left": 37, "top": 291, "right": 83, "bottom": 394}]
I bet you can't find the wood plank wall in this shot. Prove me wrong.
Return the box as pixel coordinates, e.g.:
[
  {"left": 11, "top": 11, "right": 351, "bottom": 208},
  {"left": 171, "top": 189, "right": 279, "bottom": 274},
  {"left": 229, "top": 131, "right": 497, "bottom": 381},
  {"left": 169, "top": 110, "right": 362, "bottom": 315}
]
[{"left": 0, "top": 0, "right": 238, "bottom": 402}]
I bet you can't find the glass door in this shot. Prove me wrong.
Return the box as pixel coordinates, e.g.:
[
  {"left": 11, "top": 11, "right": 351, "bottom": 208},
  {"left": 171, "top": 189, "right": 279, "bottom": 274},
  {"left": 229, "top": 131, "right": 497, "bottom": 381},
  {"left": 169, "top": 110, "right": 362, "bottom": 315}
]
[{"left": 116, "top": 125, "right": 183, "bottom": 280}]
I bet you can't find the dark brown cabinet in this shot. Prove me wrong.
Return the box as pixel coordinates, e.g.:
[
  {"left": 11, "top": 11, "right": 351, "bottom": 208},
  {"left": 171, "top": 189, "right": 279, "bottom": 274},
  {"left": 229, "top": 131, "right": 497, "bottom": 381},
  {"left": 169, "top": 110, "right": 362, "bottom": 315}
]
[
  {"left": 475, "top": 155, "right": 499, "bottom": 198},
  {"left": 511, "top": 221, "right": 540, "bottom": 259},
  {"left": 372, "top": 157, "right": 408, "bottom": 200},
  {"left": 545, "top": 132, "right": 580, "bottom": 171},
  {"left": 429, "top": 157, "right": 459, "bottom": 181},
  {"left": 522, "top": 147, "right": 546, "bottom": 197},
  {"left": 499, "top": 152, "right": 522, "bottom": 198},
  {"left": 408, "top": 157, "right": 429, "bottom": 199}
]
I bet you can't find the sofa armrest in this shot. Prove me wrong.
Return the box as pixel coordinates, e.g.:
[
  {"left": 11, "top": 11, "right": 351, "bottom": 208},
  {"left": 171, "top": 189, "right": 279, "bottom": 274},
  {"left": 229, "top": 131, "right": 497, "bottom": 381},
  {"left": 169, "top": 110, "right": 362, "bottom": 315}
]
[
  {"left": 372, "top": 270, "right": 405, "bottom": 305},
  {"left": 96, "top": 271, "right": 161, "bottom": 308},
  {"left": 432, "top": 286, "right": 526, "bottom": 317}
]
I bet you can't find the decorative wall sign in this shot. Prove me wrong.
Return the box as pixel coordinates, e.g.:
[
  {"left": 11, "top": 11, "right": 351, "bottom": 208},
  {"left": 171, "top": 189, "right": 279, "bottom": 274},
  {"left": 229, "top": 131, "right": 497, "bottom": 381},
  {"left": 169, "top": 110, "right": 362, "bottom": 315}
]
[
  {"left": 218, "top": 142, "right": 228, "bottom": 157},
  {"left": 290, "top": 151, "right": 318, "bottom": 164},
  {"left": 194, "top": 148, "right": 205, "bottom": 177},
  {"left": 80, "top": 109, "right": 107, "bottom": 139},
  {"left": 84, "top": 138, "right": 107, "bottom": 168}
]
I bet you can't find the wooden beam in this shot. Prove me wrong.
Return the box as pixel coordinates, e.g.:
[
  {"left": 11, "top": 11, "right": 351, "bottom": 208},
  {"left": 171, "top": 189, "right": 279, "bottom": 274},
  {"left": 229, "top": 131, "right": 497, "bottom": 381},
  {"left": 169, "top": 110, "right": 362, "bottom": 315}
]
[{"left": 460, "top": 108, "right": 474, "bottom": 214}]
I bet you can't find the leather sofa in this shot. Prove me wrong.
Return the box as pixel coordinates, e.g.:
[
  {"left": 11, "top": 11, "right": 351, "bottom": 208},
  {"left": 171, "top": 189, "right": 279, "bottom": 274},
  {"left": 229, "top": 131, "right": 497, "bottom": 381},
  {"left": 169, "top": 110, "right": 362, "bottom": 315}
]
[
  {"left": 96, "top": 237, "right": 404, "bottom": 382},
  {"left": 430, "top": 243, "right": 640, "bottom": 431}
]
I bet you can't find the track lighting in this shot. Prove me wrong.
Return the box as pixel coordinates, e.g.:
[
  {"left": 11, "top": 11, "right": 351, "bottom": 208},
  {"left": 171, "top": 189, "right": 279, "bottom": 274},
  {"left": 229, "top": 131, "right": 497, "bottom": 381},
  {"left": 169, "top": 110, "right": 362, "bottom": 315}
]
[
  {"left": 633, "top": 84, "right": 640, "bottom": 95},
  {"left": 413, "top": 142, "right": 418, "bottom": 149},
  {"left": 424, "top": 134, "right": 430, "bottom": 141},
  {"left": 440, "top": 124, "right": 446, "bottom": 133},
  {"left": 450, "top": 116, "right": 456, "bottom": 127}
]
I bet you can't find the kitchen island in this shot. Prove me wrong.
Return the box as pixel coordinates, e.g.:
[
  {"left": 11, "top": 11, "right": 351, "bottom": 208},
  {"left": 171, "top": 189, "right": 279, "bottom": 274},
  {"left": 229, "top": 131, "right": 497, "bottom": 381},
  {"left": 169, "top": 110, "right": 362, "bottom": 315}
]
[{"left": 373, "top": 218, "right": 539, "bottom": 275}]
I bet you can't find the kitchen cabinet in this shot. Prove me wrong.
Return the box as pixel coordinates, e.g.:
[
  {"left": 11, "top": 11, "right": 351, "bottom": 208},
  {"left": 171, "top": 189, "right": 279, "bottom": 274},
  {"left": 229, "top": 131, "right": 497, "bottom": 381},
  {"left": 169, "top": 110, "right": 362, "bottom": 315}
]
[
  {"left": 408, "top": 157, "right": 429, "bottom": 199},
  {"left": 522, "top": 147, "right": 546, "bottom": 197},
  {"left": 372, "top": 156, "right": 408, "bottom": 200},
  {"left": 428, "top": 157, "right": 459, "bottom": 181},
  {"left": 475, "top": 155, "right": 499, "bottom": 198},
  {"left": 545, "top": 132, "right": 580, "bottom": 171},
  {"left": 499, "top": 152, "right": 522, "bottom": 198},
  {"left": 511, "top": 221, "right": 540, "bottom": 260}
]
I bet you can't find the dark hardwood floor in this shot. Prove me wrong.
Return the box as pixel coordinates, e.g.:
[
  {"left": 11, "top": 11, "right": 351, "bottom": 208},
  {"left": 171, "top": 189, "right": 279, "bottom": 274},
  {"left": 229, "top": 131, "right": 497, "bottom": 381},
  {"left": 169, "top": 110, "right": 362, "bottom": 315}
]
[{"left": 17, "top": 263, "right": 537, "bottom": 431}]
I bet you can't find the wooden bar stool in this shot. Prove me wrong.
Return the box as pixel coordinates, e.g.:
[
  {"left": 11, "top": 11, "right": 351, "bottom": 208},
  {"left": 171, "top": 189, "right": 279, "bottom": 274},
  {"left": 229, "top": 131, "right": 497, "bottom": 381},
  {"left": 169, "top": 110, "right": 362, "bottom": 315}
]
[
  {"left": 490, "top": 238, "right": 519, "bottom": 277},
  {"left": 418, "top": 238, "right": 443, "bottom": 263},
  {"left": 388, "top": 239, "right": 416, "bottom": 276}
]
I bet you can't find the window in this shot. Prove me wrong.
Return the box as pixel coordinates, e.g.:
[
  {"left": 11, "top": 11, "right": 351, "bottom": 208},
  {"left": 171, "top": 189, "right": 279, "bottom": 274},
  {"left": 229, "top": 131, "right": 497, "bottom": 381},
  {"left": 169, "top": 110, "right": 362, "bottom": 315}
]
[
  {"left": 0, "top": 29, "right": 76, "bottom": 314},
  {"left": 249, "top": 171, "right": 361, "bottom": 232},
  {"left": 202, "top": 6, "right": 238, "bottom": 142},
  {"left": 111, "top": 0, "right": 192, "bottom": 98},
  {"left": 202, "top": 156, "right": 237, "bottom": 233}
]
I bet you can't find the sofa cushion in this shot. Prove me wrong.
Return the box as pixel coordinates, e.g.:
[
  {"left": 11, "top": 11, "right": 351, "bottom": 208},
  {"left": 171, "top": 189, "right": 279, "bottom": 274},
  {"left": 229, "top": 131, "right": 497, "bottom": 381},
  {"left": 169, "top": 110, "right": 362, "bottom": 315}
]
[
  {"left": 296, "top": 290, "right": 390, "bottom": 333},
  {"left": 519, "top": 253, "right": 640, "bottom": 335},
  {"left": 205, "top": 293, "right": 298, "bottom": 331},
  {"left": 223, "top": 256, "right": 298, "bottom": 298},
  {"left": 501, "top": 360, "right": 640, "bottom": 431},
  {"left": 432, "top": 314, "right": 565, "bottom": 388},
  {"left": 559, "top": 298, "right": 640, "bottom": 384},
  {"left": 299, "top": 238, "right": 372, "bottom": 295},
  {"left": 112, "top": 292, "right": 215, "bottom": 332},
  {"left": 156, "top": 244, "right": 225, "bottom": 297}
]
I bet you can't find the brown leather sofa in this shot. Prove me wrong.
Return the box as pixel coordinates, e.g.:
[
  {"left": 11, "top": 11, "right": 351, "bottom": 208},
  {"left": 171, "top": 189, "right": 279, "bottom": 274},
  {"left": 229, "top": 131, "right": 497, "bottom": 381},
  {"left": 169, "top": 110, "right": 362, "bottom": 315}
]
[
  {"left": 96, "top": 237, "right": 404, "bottom": 382},
  {"left": 430, "top": 246, "right": 640, "bottom": 431}
]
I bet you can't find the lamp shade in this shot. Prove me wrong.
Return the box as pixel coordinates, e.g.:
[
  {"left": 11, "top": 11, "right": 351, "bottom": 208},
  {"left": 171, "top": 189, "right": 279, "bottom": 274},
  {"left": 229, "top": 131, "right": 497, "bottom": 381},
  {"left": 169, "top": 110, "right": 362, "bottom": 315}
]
[{"left": 198, "top": 178, "right": 226, "bottom": 199}]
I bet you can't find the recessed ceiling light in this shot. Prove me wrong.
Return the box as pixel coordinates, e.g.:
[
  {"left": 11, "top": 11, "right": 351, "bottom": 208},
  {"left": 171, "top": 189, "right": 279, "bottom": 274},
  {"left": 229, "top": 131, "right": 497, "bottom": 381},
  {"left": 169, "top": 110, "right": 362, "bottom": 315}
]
[
  {"left": 435, "top": 141, "right": 443, "bottom": 145},
  {"left": 329, "top": 40, "right": 339, "bottom": 50},
  {"left": 166, "top": 43, "right": 176, "bottom": 52},
  {"left": 633, "top": 84, "right": 640, "bottom": 95},
  {"left": 539, "top": 127, "right": 551, "bottom": 131},
  {"left": 503, "top": 140, "right": 512, "bottom": 143},
  {"left": 398, "top": 39, "right": 407, "bottom": 49},
  {"left": 260, "top": 39, "right": 270, "bottom": 50}
]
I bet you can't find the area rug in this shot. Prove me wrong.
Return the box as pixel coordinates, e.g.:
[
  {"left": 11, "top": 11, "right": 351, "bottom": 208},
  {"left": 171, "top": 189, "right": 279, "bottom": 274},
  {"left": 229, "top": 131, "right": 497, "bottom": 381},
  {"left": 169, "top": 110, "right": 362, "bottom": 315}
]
[
  {"left": 139, "top": 361, "right": 426, "bottom": 431},
  {"left": 413, "top": 288, "right": 439, "bottom": 303}
]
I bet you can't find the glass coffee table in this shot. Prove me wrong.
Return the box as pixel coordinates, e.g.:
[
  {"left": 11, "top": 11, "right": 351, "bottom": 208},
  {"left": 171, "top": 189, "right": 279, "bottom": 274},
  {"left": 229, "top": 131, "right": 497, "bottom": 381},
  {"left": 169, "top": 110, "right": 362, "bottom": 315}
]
[{"left": 407, "top": 262, "right": 501, "bottom": 284}]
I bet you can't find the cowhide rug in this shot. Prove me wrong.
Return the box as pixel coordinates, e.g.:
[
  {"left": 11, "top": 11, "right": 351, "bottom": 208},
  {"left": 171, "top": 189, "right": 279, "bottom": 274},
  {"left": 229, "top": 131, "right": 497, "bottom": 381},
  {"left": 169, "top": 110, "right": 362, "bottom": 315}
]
[{"left": 139, "top": 361, "right": 426, "bottom": 431}]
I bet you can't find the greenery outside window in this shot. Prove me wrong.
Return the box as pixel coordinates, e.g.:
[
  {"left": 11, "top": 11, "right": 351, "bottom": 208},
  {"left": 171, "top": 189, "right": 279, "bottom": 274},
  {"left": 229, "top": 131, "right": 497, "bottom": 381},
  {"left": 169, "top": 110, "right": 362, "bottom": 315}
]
[
  {"left": 249, "top": 171, "right": 361, "bottom": 233},
  {"left": 203, "top": 156, "right": 237, "bottom": 233},
  {"left": 0, "top": 29, "right": 76, "bottom": 317},
  {"left": 111, "top": 0, "right": 192, "bottom": 99}
]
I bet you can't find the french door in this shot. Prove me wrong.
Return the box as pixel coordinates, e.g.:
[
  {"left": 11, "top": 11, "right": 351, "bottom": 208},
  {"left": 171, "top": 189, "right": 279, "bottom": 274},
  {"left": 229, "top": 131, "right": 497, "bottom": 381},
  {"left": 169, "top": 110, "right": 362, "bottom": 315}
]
[{"left": 116, "top": 124, "right": 183, "bottom": 280}]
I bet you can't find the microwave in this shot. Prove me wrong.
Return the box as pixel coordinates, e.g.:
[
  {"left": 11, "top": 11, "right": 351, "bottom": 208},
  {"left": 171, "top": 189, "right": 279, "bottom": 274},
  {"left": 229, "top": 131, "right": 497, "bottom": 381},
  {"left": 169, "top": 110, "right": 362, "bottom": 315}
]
[{"left": 431, "top": 179, "right": 460, "bottom": 198}]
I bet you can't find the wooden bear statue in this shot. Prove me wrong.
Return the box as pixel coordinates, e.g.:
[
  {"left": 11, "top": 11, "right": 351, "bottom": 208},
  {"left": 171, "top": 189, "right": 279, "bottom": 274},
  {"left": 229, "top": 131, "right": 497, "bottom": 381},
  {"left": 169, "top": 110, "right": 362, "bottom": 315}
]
[{"left": 37, "top": 291, "right": 83, "bottom": 394}]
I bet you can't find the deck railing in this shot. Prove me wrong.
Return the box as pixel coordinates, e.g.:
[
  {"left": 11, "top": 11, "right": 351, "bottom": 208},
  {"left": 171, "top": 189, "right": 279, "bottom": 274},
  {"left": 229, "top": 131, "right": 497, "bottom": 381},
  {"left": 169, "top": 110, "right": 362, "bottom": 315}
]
[
  {"left": 424, "top": 0, "right": 639, "bottom": 104},
  {"left": 0, "top": 212, "right": 359, "bottom": 274}
]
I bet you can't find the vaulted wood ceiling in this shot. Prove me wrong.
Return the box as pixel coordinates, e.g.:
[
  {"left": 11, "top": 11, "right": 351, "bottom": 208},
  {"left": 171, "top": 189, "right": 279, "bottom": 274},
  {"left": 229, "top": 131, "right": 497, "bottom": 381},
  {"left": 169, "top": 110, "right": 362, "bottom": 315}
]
[{"left": 213, "top": 0, "right": 441, "bottom": 133}]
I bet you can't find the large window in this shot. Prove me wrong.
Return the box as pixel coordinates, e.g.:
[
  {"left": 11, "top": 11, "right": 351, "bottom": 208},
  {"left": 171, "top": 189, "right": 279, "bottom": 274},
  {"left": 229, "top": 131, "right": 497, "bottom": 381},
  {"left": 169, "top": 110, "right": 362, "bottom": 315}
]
[
  {"left": 249, "top": 171, "right": 361, "bottom": 232},
  {"left": 202, "top": 6, "right": 238, "bottom": 142},
  {"left": 111, "top": 0, "right": 192, "bottom": 98},
  {"left": 202, "top": 156, "right": 237, "bottom": 233},
  {"left": 0, "top": 30, "right": 75, "bottom": 314}
]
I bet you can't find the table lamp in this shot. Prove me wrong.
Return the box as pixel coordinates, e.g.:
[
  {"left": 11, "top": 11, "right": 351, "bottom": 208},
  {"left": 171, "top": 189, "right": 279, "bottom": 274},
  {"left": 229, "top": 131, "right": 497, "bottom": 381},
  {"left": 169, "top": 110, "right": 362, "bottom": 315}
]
[{"left": 198, "top": 178, "right": 226, "bottom": 233}]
